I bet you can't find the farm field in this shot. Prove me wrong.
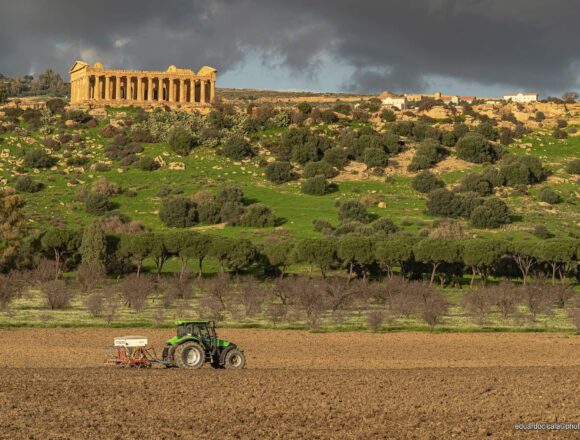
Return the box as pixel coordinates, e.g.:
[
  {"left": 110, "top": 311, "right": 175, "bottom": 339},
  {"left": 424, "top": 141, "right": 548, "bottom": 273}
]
[{"left": 0, "top": 328, "right": 579, "bottom": 438}]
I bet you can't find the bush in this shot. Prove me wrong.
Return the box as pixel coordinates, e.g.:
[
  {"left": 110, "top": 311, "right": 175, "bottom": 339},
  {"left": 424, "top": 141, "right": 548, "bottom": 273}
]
[
  {"left": 135, "top": 156, "right": 160, "bottom": 171},
  {"left": 303, "top": 160, "right": 338, "bottom": 178},
  {"left": 46, "top": 98, "right": 66, "bottom": 114},
  {"left": 441, "top": 131, "right": 457, "bottom": 147},
  {"left": 323, "top": 147, "right": 349, "bottom": 169},
  {"left": 297, "top": 102, "right": 313, "bottom": 115},
  {"left": 538, "top": 187, "right": 560, "bottom": 204},
  {"left": 42, "top": 280, "right": 72, "bottom": 310},
  {"left": 159, "top": 196, "right": 197, "bottom": 227},
  {"left": 426, "top": 188, "right": 464, "bottom": 218},
  {"left": 534, "top": 111, "right": 545, "bottom": 122},
  {"left": 338, "top": 200, "right": 369, "bottom": 223},
  {"left": 240, "top": 203, "right": 276, "bottom": 227},
  {"left": 84, "top": 192, "right": 111, "bottom": 215},
  {"left": 474, "top": 122, "right": 498, "bottom": 140},
  {"left": 220, "top": 201, "right": 245, "bottom": 225},
  {"left": 301, "top": 175, "right": 331, "bottom": 196},
  {"left": 380, "top": 109, "right": 396, "bottom": 122},
  {"left": 553, "top": 128, "right": 568, "bottom": 139},
  {"left": 168, "top": 126, "right": 195, "bottom": 156},
  {"left": 411, "top": 171, "right": 444, "bottom": 193},
  {"left": 533, "top": 225, "right": 553, "bottom": 239},
  {"left": 92, "top": 177, "right": 119, "bottom": 197},
  {"left": 363, "top": 147, "right": 388, "bottom": 168},
  {"left": 23, "top": 149, "right": 57, "bottom": 169},
  {"left": 366, "top": 310, "right": 385, "bottom": 331},
  {"left": 198, "top": 200, "right": 222, "bottom": 224},
  {"left": 459, "top": 173, "right": 493, "bottom": 196},
  {"left": 500, "top": 154, "right": 547, "bottom": 185},
  {"left": 13, "top": 175, "right": 43, "bottom": 193},
  {"left": 408, "top": 140, "right": 445, "bottom": 171},
  {"left": 223, "top": 136, "right": 254, "bottom": 160},
  {"left": 391, "top": 121, "right": 414, "bottom": 137},
  {"left": 469, "top": 197, "right": 510, "bottom": 228},
  {"left": 371, "top": 217, "right": 400, "bottom": 236},
  {"left": 264, "top": 161, "right": 295, "bottom": 184},
  {"left": 565, "top": 159, "right": 580, "bottom": 175},
  {"left": 120, "top": 274, "right": 155, "bottom": 311},
  {"left": 456, "top": 132, "right": 498, "bottom": 163},
  {"left": 131, "top": 128, "right": 155, "bottom": 143}
]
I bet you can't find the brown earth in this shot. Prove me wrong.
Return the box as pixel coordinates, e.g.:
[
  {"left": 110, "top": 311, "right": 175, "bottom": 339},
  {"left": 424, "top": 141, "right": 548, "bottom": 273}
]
[{"left": 0, "top": 329, "right": 579, "bottom": 439}]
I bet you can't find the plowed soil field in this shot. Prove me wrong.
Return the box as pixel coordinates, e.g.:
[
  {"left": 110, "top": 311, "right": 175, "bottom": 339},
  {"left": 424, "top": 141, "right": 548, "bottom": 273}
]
[{"left": 0, "top": 329, "right": 579, "bottom": 439}]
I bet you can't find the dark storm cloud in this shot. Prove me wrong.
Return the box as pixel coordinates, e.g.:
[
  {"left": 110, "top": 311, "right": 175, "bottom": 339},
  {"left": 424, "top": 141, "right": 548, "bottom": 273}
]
[{"left": 1, "top": 0, "right": 579, "bottom": 94}]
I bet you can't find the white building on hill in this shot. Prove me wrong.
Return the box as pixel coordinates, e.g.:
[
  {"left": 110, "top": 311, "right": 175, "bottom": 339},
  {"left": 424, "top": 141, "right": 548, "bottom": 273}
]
[{"left": 503, "top": 92, "right": 539, "bottom": 103}]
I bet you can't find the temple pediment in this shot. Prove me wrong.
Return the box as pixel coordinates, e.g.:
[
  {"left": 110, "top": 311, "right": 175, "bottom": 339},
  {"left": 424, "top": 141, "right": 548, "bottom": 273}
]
[{"left": 69, "top": 60, "right": 89, "bottom": 74}]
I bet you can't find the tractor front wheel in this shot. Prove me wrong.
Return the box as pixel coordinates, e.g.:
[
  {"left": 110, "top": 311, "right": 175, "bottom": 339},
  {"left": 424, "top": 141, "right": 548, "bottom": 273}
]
[
  {"left": 224, "top": 349, "right": 246, "bottom": 369},
  {"left": 174, "top": 342, "right": 205, "bottom": 369}
]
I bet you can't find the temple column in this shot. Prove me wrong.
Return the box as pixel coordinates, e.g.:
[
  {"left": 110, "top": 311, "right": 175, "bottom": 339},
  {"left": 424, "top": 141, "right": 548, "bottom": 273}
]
[
  {"left": 210, "top": 80, "right": 215, "bottom": 103},
  {"left": 200, "top": 80, "right": 206, "bottom": 104},
  {"left": 137, "top": 77, "right": 143, "bottom": 102},
  {"left": 115, "top": 76, "right": 121, "bottom": 101},
  {"left": 105, "top": 76, "right": 110, "bottom": 100},
  {"left": 147, "top": 78, "right": 153, "bottom": 102},
  {"left": 83, "top": 76, "right": 89, "bottom": 100},
  {"left": 159, "top": 78, "right": 164, "bottom": 101},
  {"left": 168, "top": 77, "right": 175, "bottom": 102},
  {"left": 179, "top": 79, "right": 185, "bottom": 103},
  {"left": 95, "top": 76, "right": 101, "bottom": 100},
  {"left": 126, "top": 77, "right": 132, "bottom": 100}
]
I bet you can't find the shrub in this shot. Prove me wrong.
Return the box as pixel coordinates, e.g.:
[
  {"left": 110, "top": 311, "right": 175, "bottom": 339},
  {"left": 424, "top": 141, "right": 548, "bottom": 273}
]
[
  {"left": 323, "top": 147, "right": 349, "bottom": 169},
  {"left": 303, "top": 160, "right": 338, "bottom": 178},
  {"left": 46, "top": 98, "right": 66, "bottom": 114},
  {"left": 168, "top": 126, "right": 195, "bottom": 156},
  {"left": 92, "top": 177, "right": 119, "bottom": 197},
  {"left": 223, "top": 136, "right": 254, "bottom": 160},
  {"left": 426, "top": 188, "right": 463, "bottom": 217},
  {"left": 469, "top": 197, "right": 510, "bottom": 228},
  {"left": 198, "top": 200, "right": 222, "bottom": 224},
  {"left": 320, "top": 109, "right": 338, "bottom": 124},
  {"left": 215, "top": 185, "right": 243, "bottom": 205},
  {"left": 441, "top": 131, "right": 457, "bottom": 147},
  {"left": 338, "top": 200, "right": 369, "bottom": 223},
  {"left": 459, "top": 173, "right": 493, "bottom": 196},
  {"left": 42, "top": 280, "right": 72, "bottom": 310},
  {"left": 411, "top": 171, "right": 444, "bottom": 193},
  {"left": 565, "top": 159, "right": 580, "bottom": 175},
  {"left": 500, "top": 154, "right": 547, "bottom": 185},
  {"left": 461, "top": 289, "right": 493, "bottom": 324},
  {"left": 371, "top": 217, "right": 400, "bottom": 236},
  {"left": 391, "top": 121, "right": 414, "bottom": 137},
  {"left": 363, "top": 147, "right": 388, "bottom": 168},
  {"left": 84, "top": 192, "right": 111, "bottom": 215},
  {"left": 534, "top": 111, "right": 545, "bottom": 122},
  {"left": 85, "top": 292, "right": 103, "bottom": 317},
  {"left": 135, "top": 156, "right": 160, "bottom": 171},
  {"left": 366, "top": 310, "right": 385, "bottom": 331},
  {"left": 380, "top": 109, "right": 396, "bottom": 122},
  {"left": 131, "top": 128, "right": 155, "bottom": 143},
  {"left": 553, "top": 128, "right": 568, "bottom": 139},
  {"left": 23, "top": 149, "right": 57, "bottom": 168},
  {"left": 408, "top": 140, "right": 445, "bottom": 171},
  {"left": 475, "top": 122, "right": 498, "bottom": 140},
  {"left": 240, "top": 203, "right": 276, "bottom": 227},
  {"left": 220, "top": 201, "right": 245, "bottom": 225},
  {"left": 382, "top": 133, "right": 402, "bottom": 154},
  {"left": 301, "top": 175, "right": 331, "bottom": 196},
  {"left": 13, "top": 175, "right": 43, "bottom": 193},
  {"left": 297, "top": 102, "right": 313, "bottom": 115},
  {"left": 120, "top": 274, "right": 155, "bottom": 311},
  {"left": 456, "top": 132, "right": 498, "bottom": 163},
  {"left": 538, "top": 187, "right": 560, "bottom": 204},
  {"left": 264, "top": 161, "right": 295, "bottom": 184},
  {"left": 533, "top": 225, "right": 553, "bottom": 239},
  {"left": 159, "top": 196, "right": 197, "bottom": 227},
  {"left": 0, "top": 273, "right": 25, "bottom": 310}
]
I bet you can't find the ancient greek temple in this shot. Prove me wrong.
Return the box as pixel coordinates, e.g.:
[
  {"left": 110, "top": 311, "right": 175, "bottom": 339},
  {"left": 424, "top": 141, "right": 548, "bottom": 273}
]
[{"left": 69, "top": 60, "right": 216, "bottom": 106}]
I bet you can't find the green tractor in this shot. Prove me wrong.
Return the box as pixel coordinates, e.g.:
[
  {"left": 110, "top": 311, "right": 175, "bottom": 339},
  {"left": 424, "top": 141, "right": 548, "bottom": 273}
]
[{"left": 161, "top": 320, "right": 246, "bottom": 369}]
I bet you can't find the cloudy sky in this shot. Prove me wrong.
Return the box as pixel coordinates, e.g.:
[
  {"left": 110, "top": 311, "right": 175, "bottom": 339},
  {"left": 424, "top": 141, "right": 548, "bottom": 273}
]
[{"left": 1, "top": 0, "right": 579, "bottom": 97}]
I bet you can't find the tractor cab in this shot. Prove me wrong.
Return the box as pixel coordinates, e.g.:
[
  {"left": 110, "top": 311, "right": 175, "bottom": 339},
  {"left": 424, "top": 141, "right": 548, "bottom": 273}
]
[{"left": 162, "top": 320, "right": 245, "bottom": 369}]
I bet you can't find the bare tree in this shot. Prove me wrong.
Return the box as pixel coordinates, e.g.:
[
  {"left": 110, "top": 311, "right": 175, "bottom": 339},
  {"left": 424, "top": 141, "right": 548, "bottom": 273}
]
[
  {"left": 366, "top": 310, "right": 385, "bottom": 332},
  {"left": 461, "top": 289, "right": 493, "bottom": 324},
  {"left": 489, "top": 282, "right": 520, "bottom": 320},
  {"left": 119, "top": 274, "right": 155, "bottom": 311},
  {"left": 236, "top": 277, "right": 268, "bottom": 318},
  {"left": 42, "top": 279, "right": 72, "bottom": 310},
  {"left": 75, "top": 262, "right": 105, "bottom": 293}
]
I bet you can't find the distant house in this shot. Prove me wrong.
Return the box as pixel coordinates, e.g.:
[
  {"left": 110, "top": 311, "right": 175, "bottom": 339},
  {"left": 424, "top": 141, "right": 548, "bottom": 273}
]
[
  {"left": 503, "top": 93, "right": 539, "bottom": 103},
  {"left": 458, "top": 96, "right": 476, "bottom": 104},
  {"left": 381, "top": 96, "right": 407, "bottom": 110}
]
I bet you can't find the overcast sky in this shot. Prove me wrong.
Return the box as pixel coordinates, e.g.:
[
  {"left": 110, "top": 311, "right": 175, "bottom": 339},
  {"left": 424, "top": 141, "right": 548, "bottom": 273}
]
[{"left": 1, "top": 0, "right": 579, "bottom": 97}]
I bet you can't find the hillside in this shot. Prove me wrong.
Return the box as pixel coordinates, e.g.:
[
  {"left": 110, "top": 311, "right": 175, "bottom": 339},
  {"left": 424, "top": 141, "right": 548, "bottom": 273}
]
[{"left": 0, "top": 96, "right": 578, "bottom": 242}]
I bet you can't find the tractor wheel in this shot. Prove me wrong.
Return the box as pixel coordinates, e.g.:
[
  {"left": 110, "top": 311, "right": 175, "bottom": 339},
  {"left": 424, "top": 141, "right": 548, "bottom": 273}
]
[
  {"left": 174, "top": 342, "right": 205, "bottom": 369},
  {"left": 224, "top": 349, "right": 246, "bottom": 369}
]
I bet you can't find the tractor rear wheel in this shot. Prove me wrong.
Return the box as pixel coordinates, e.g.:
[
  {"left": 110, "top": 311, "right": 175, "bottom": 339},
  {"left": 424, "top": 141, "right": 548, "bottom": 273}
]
[
  {"left": 224, "top": 349, "right": 246, "bottom": 369},
  {"left": 174, "top": 342, "right": 205, "bottom": 369}
]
